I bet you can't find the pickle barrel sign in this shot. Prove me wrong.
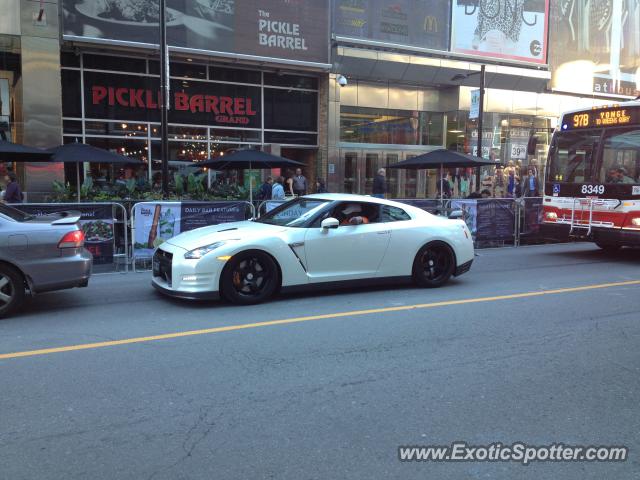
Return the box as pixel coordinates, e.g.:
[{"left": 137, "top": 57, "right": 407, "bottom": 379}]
[
  {"left": 61, "top": 0, "right": 329, "bottom": 65},
  {"left": 84, "top": 71, "right": 261, "bottom": 127}
]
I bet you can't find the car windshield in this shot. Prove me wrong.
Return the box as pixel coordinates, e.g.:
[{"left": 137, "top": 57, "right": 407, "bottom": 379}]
[
  {"left": 255, "top": 198, "right": 331, "bottom": 227},
  {"left": 0, "top": 204, "right": 32, "bottom": 222}
]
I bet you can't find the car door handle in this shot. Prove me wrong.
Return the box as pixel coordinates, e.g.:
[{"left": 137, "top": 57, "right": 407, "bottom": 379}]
[{"left": 377, "top": 230, "right": 390, "bottom": 234}]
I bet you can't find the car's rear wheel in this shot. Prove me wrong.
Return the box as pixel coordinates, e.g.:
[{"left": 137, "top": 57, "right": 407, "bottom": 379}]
[
  {"left": 412, "top": 242, "right": 455, "bottom": 288},
  {"left": 220, "top": 251, "right": 279, "bottom": 305},
  {"left": 0, "top": 265, "right": 25, "bottom": 318}
]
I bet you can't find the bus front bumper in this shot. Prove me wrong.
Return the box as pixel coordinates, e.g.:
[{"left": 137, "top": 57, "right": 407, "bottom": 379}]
[{"left": 540, "top": 222, "right": 640, "bottom": 246}]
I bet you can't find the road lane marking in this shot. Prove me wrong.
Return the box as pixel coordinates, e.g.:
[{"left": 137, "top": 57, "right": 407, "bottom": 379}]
[{"left": 1, "top": 279, "right": 639, "bottom": 361}]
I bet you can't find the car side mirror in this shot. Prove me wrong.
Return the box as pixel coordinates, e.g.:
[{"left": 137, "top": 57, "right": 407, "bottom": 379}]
[
  {"left": 321, "top": 217, "right": 339, "bottom": 230},
  {"left": 448, "top": 209, "right": 464, "bottom": 220}
]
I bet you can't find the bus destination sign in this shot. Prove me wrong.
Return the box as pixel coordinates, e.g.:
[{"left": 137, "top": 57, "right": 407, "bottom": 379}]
[{"left": 562, "top": 105, "right": 640, "bottom": 131}]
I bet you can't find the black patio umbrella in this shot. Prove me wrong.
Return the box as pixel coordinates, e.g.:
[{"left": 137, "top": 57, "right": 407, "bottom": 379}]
[
  {"left": 388, "top": 149, "right": 497, "bottom": 201},
  {"left": 49, "top": 143, "right": 144, "bottom": 201},
  {"left": 0, "top": 140, "right": 52, "bottom": 162},
  {"left": 197, "top": 149, "right": 305, "bottom": 202}
]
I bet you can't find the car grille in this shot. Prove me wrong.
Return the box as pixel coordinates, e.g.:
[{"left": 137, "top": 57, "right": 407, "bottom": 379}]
[{"left": 153, "top": 249, "right": 173, "bottom": 286}]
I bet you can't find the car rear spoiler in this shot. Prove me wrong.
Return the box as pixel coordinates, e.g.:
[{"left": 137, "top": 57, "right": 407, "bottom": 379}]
[{"left": 50, "top": 210, "right": 82, "bottom": 225}]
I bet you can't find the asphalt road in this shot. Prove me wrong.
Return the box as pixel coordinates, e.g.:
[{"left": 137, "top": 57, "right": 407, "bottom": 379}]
[{"left": 1, "top": 243, "right": 640, "bottom": 480}]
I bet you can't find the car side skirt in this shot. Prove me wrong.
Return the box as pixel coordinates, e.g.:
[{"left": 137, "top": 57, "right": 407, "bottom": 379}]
[{"left": 280, "top": 276, "right": 414, "bottom": 295}]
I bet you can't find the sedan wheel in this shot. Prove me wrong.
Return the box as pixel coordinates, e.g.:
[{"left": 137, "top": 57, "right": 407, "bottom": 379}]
[
  {"left": 412, "top": 243, "right": 455, "bottom": 288},
  {"left": 221, "top": 251, "right": 279, "bottom": 305},
  {"left": 0, "top": 265, "right": 25, "bottom": 318}
]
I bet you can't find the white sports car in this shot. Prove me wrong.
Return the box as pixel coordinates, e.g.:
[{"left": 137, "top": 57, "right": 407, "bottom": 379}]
[{"left": 151, "top": 194, "right": 474, "bottom": 304}]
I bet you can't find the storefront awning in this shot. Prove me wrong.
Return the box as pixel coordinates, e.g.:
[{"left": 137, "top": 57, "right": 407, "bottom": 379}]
[{"left": 333, "top": 46, "right": 551, "bottom": 93}]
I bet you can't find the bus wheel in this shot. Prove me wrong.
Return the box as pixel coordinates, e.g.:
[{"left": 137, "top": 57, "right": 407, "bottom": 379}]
[{"left": 595, "top": 242, "right": 621, "bottom": 252}]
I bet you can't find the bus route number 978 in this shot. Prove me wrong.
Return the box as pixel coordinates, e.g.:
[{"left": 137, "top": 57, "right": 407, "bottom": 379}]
[{"left": 581, "top": 184, "right": 605, "bottom": 195}]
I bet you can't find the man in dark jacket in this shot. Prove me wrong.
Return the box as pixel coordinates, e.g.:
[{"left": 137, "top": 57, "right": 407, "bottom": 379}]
[
  {"left": 4, "top": 172, "right": 23, "bottom": 203},
  {"left": 258, "top": 177, "right": 273, "bottom": 201},
  {"left": 372, "top": 168, "right": 386, "bottom": 198}
]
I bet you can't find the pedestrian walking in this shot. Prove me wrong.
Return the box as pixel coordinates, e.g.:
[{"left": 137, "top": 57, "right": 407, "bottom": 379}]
[
  {"left": 272, "top": 176, "right": 285, "bottom": 200},
  {"left": 258, "top": 176, "right": 273, "bottom": 201},
  {"left": 316, "top": 178, "right": 327, "bottom": 193},
  {"left": 372, "top": 168, "right": 386, "bottom": 198},
  {"left": 3, "top": 172, "right": 23, "bottom": 204},
  {"left": 292, "top": 168, "right": 307, "bottom": 196}
]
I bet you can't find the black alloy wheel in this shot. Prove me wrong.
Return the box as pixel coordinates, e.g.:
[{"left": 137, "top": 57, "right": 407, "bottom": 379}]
[
  {"left": 412, "top": 243, "right": 455, "bottom": 288},
  {"left": 221, "top": 251, "right": 279, "bottom": 305},
  {"left": 0, "top": 265, "right": 25, "bottom": 318}
]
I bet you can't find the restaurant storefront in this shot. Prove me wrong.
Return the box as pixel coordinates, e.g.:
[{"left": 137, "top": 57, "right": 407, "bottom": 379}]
[
  {"left": 60, "top": 51, "right": 321, "bottom": 190},
  {"left": 57, "top": 0, "right": 330, "bottom": 194}
]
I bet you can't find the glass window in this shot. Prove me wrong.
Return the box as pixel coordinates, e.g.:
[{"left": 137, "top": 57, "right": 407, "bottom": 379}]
[
  {"left": 209, "top": 66, "right": 261, "bottom": 84},
  {"left": 169, "top": 141, "right": 209, "bottom": 161},
  {"left": 263, "top": 73, "right": 317, "bottom": 90},
  {"left": 255, "top": 198, "right": 331, "bottom": 227},
  {"left": 341, "top": 107, "right": 444, "bottom": 146},
  {"left": 0, "top": 204, "right": 32, "bottom": 222},
  {"left": 549, "top": 130, "right": 601, "bottom": 183},
  {"left": 264, "top": 132, "right": 317, "bottom": 145},
  {"left": 264, "top": 89, "right": 317, "bottom": 132},
  {"left": 212, "top": 129, "right": 260, "bottom": 143},
  {"left": 171, "top": 62, "right": 207, "bottom": 79},
  {"left": 598, "top": 128, "right": 640, "bottom": 184},
  {"left": 63, "top": 120, "right": 82, "bottom": 134},
  {"left": 381, "top": 205, "right": 411, "bottom": 222},
  {"left": 85, "top": 121, "right": 149, "bottom": 137},
  {"left": 61, "top": 51, "right": 80, "bottom": 68},
  {"left": 83, "top": 54, "right": 147, "bottom": 73},
  {"left": 327, "top": 201, "right": 381, "bottom": 224},
  {"left": 169, "top": 126, "right": 208, "bottom": 141},
  {"left": 61, "top": 69, "right": 82, "bottom": 117}
]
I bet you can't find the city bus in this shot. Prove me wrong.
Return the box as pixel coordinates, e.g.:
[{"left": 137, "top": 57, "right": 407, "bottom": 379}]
[{"left": 542, "top": 101, "right": 640, "bottom": 250}]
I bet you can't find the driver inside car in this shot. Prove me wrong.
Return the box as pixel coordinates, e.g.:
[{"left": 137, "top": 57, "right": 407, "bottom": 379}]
[{"left": 339, "top": 203, "right": 370, "bottom": 226}]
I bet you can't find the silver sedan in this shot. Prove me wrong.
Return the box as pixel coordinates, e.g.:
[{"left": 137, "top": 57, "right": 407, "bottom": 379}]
[{"left": 0, "top": 205, "right": 92, "bottom": 317}]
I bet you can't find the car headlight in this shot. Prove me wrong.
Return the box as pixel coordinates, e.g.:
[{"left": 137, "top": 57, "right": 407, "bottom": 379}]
[{"left": 184, "top": 241, "right": 226, "bottom": 259}]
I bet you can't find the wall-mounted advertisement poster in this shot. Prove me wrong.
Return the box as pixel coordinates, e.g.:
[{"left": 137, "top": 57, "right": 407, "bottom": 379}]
[
  {"left": 451, "top": 0, "right": 549, "bottom": 64},
  {"left": 549, "top": 0, "right": 640, "bottom": 98},
  {"left": 62, "top": 0, "right": 329, "bottom": 65},
  {"left": 333, "top": 0, "right": 450, "bottom": 51},
  {"left": 133, "top": 201, "right": 246, "bottom": 258}
]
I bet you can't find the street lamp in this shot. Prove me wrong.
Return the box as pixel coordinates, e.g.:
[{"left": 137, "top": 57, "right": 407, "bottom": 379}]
[
  {"left": 451, "top": 64, "right": 486, "bottom": 191},
  {"left": 159, "top": 0, "right": 170, "bottom": 198}
]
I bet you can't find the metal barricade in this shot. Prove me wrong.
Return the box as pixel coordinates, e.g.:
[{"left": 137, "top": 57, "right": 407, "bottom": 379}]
[
  {"left": 130, "top": 200, "right": 254, "bottom": 271},
  {"left": 14, "top": 202, "right": 129, "bottom": 273}
]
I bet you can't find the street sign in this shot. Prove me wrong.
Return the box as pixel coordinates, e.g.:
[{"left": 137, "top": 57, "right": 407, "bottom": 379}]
[{"left": 469, "top": 89, "right": 480, "bottom": 119}]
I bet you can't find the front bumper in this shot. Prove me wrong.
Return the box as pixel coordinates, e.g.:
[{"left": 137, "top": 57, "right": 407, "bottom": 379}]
[
  {"left": 151, "top": 244, "right": 223, "bottom": 300},
  {"left": 540, "top": 222, "right": 640, "bottom": 246},
  {"left": 151, "top": 279, "right": 220, "bottom": 300}
]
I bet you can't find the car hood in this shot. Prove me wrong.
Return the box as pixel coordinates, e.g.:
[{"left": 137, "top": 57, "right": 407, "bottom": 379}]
[{"left": 164, "top": 220, "right": 287, "bottom": 251}]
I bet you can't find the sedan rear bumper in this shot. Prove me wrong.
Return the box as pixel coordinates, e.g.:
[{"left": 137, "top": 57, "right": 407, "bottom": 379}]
[{"left": 29, "top": 249, "right": 93, "bottom": 294}]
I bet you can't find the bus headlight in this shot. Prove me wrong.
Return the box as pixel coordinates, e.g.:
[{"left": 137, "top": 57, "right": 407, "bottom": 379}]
[
  {"left": 631, "top": 218, "right": 640, "bottom": 227},
  {"left": 545, "top": 212, "right": 558, "bottom": 221}
]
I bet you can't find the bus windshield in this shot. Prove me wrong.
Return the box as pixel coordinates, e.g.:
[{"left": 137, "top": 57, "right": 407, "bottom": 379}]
[
  {"left": 598, "top": 128, "right": 640, "bottom": 184},
  {"left": 548, "top": 130, "right": 601, "bottom": 183}
]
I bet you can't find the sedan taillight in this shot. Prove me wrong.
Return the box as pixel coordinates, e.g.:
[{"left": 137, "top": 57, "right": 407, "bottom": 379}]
[{"left": 58, "top": 230, "right": 84, "bottom": 248}]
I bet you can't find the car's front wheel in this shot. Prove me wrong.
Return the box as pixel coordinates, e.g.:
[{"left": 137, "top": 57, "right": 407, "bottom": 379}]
[
  {"left": 220, "top": 251, "right": 279, "bottom": 305},
  {"left": 0, "top": 265, "right": 25, "bottom": 319},
  {"left": 412, "top": 242, "right": 455, "bottom": 288}
]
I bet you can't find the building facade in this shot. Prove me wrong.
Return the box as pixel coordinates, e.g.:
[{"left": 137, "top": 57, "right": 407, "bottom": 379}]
[{"left": 1, "top": 0, "right": 639, "bottom": 199}]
